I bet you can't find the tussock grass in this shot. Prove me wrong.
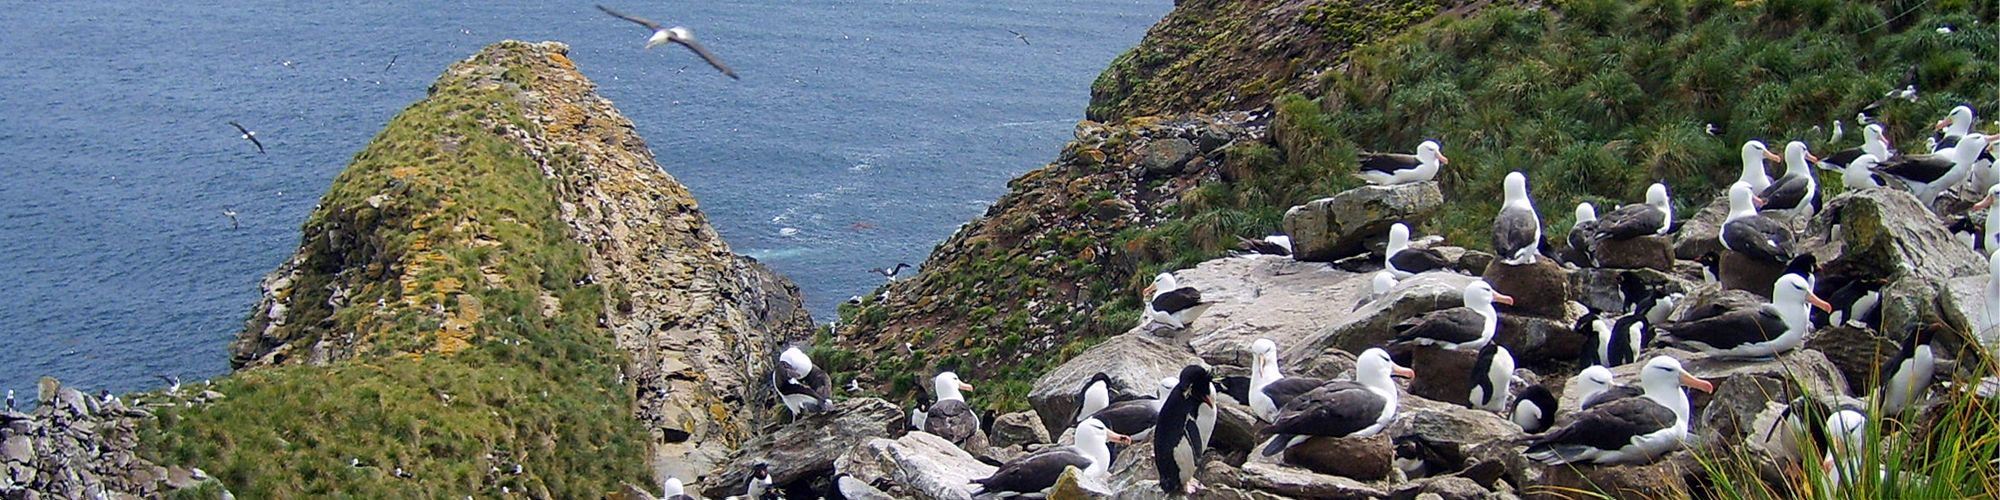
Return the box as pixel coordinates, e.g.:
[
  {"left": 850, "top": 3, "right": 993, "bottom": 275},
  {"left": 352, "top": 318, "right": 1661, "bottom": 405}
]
[{"left": 138, "top": 80, "right": 651, "bottom": 496}]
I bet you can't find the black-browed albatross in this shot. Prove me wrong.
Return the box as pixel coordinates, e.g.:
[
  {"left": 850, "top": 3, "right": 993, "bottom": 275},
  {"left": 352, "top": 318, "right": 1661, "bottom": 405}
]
[
  {"left": 597, "top": 4, "right": 740, "bottom": 79},
  {"left": 227, "top": 121, "right": 265, "bottom": 154}
]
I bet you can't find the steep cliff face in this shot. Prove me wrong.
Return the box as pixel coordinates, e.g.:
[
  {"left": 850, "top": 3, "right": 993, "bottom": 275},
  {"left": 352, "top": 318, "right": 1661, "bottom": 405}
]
[
  {"left": 1087, "top": 0, "right": 1471, "bottom": 121},
  {"left": 142, "top": 40, "right": 809, "bottom": 496}
]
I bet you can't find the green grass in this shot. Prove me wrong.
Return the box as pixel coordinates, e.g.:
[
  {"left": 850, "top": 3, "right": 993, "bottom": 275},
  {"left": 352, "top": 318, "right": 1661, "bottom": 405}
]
[
  {"left": 1691, "top": 347, "right": 2000, "bottom": 499},
  {"left": 138, "top": 70, "right": 651, "bottom": 497},
  {"left": 1304, "top": 0, "right": 1998, "bottom": 248}
]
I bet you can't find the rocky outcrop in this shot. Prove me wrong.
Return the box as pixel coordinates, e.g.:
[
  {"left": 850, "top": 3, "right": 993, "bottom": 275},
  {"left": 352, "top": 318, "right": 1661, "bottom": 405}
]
[
  {"left": 227, "top": 40, "right": 812, "bottom": 486},
  {"left": 1029, "top": 334, "right": 1202, "bottom": 435},
  {"left": 1282, "top": 182, "right": 1445, "bottom": 261},
  {"left": 837, "top": 432, "right": 995, "bottom": 500},
  {"left": 0, "top": 378, "right": 214, "bottom": 499},
  {"left": 702, "top": 398, "right": 902, "bottom": 499}
]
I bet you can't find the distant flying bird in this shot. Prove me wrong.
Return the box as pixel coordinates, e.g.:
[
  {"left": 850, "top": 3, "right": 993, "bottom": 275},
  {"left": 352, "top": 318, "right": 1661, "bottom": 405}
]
[
  {"left": 596, "top": 5, "right": 740, "bottom": 79},
  {"left": 158, "top": 374, "right": 182, "bottom": 394},
  {"left": 223, "top": 209, "right": 239, "bottom": 230},
  {"left": 868, "top": 263, "right": 912, "bottom": 281},
  {"left": 1859, "top": 66, "right": 1920, "bottom": 119},
  {"left": 227, "top": 121, "right": 265, "bottom": 154},
  {"left": 1007, "top": 30, "right": 1030, "bottom": 45},
  {"left": 384, "top": 55, "right": 398, "bottom": 72}
]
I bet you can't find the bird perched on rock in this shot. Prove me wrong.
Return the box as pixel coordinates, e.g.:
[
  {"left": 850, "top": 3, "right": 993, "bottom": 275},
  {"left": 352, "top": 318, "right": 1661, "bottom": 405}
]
[
  {"left": 1156, "top": 365, "right": 1218, "bottom": 496},
  {"left": 745, "top": 463, "right": 776, "bottom": 500},
  {"left": 1760, "top": 141, "right": 1821, "bottom": 219},
  {"left": 1720, "top": 182, "right": 1795, "bottom": 264},
  {"left": 4, "top": 390, "right": 13, "bottom": 412},
  {"left": 773, "top": 347, "right": 833, "bottom": 417},
  {"left": 1142, "top": 272, "right": 1211, "bottom": 330},
  {"left": 1737, "top": 141, "right": 1780, "bottom": 192},
  {"left": 1391, "top": 280, "right": 1513, "bottom": 351},
  {"left": 1493, "top": 172, "right": 1544, "bottom": 265},
  {"left": 596, "top": 4, "right": 739, "bottom": 79},
  {"left": 1594, "top": 183, "right": 1673, "bottom": 242},
  {"left": 1526, "top": 356, "right": 1713, "bottom": 465},
  {"left": 925, "top": 372, "right": 977, "bottom": 445},
  {"left": 158, "top": 375, "right": 182, "bottom": 395},
  {"left": 1876, "top": 133, "right": 1991, "bottom": 210},
  {"left": 1355, "top": 270, "right": 1399, "bottom": 311},
  {"left": 661, "top": 477, "right": 694, "bottom": 500},
  {"left": 1469, "top": 343, "right": 1516, "bottom": 412},
  {"left": 971, "top": 418, "right": 1130, "bottom": 495},
  {"left": 1235, "top": 234, "right": 1292, "bottom": 256},
  {"left": 1656, "top": 273, "right": 1830, "bottom": 359},
  {"left": 1510, "top": 384, "right": 1557, "bottom": 433},
  {"left": 866, "top": 262, "right": 912, "bottom": 281},
  {"left": 1355, "top": 140, "right": 1447, "bottom": 185},
  {"left": 1248, "top": 338, "right": 1325, "bottom": 421},
  {"left": 1261, "top": 348, "right": 1412, "bottom": 456},
  {"left": 1874, "top": 323, "right": 1940, "bottom": 415},
  {"left": 1565, "top": 202, "right": 1599, "bottom": 266},
  {"left": 1386, "top": 223, "right": 1452, "bottom": 278}
]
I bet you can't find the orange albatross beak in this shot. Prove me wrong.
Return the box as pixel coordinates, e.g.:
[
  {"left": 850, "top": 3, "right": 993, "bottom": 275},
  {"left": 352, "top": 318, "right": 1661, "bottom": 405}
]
[
  {"left": 1972, "top": 194, "right": 1993, "bottom": 211},
  {"left": 1392, "top": 364, "right": 1416, "bottom": 378},
  {"left": 1438, "top": 153, "right": 1451, "bottom": 165},
  {"left": 1806, "top": 152, "right": 1820, "bottom": 164},
  {"left": 1764, "top": 151, "right": 1783, "bottom": 162},
  {"left": 1808, "top": 292, "right": 1833, "bottom": 313},
  {"left": 1680, "top": 371, "right": 1714, "bottom": 393},
  {"left": 1754, "top": 195, "right": 1768, "bottom": 208},
  {"left": 1491, "top": 292, "right": 1516, "bottom": 306},
  {"left": 1936, "top": 118, "right": 1951, "bottom": 131},
  {"left": 1107, "top": 430, "right": 1132, "bottom": 446},
  {"left": 959, "top": 382, "right": 975, "bottom": 392}
]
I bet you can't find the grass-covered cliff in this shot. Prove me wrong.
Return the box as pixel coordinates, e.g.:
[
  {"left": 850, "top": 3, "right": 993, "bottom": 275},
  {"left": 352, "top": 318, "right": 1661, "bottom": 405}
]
[
  {"left": 136, "top": 41, "right": 811, "bottom": 497},
  {"left": 841, "top": 0, "right": 1998, "bottom": 413}
]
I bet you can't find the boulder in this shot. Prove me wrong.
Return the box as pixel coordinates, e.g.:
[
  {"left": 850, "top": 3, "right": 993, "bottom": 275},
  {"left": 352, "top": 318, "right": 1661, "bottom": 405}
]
[
  {"left": 1593, "top": 236, "right": 1674, "bottom": 272},
  {"left": 701, "top": 398, "right": 902, "bottom": 499},
  {"left": 838, "top": 475, "right": 898, "bottom": 500},
  {"left": 1690, "top": 349, "right": 1847, "bottom": 442},
  {"left": 1666, "top": 285, "right": 1764, "bottom": 323},
  {"left": 1404, "top": 348, "right": 1479, "bottom": 407},
  {"left": 1306, "top": 273, "right": 1479, "bottom": 355},
  {"left": 1807, "top": 188, "right": 1985, "bottom": 283},
  {"left": 1944, "top": 275, "right": 1999, "bottom": 352},
  {"left": 1483, "top": 260, "right": 1570, "bottom": 318},
  {"left": 1458, "top": 251, "right": 1497, "bottom": 276},
  {"left": 1497, "top": 309, "right": 1590, "bottom": 369},
  {"left": 1211, "top": 398, "right": 1263, "bottom": 455},
  {"left": 1528, "top": 451, "right": 1696, "bottom": 500},
  {"left": 836, "top": 432, "right": 995, "bottom": 500},
  {"left": 1718, "top": 251, "right": 1785, "bottom": 298},
  {"left": 1569, "top": 268, "right": 1695, "bottom": 315},
  {"left": 991, "top": 411, "right": 1050, "bottom": 449},
  {"left": 1275, "top": 432, "right": 1393, "bottom": 481},
  {"left": 1390, "top": 476, "right": 1492, "bottom": 500},
  {"left": 1137, "top": 138, "right": 1197, "bottom": 177},
  {"left": 1028, "top": 334, "right": 1203, "bottom": 436},
  {"left": 1804, "top": 326, "right": 1900, "bottom": 395},
  {"left": 1672, "top": 195, "right": 1731, "bottom": 260},
  {"left": 1881, "top": 277, "right": 1984, "bottom": 368},
  {"left": 1170, "top": 256, "right": 1372, "bottom": 368},
  {"left": 612, "top": 482, "right": 657, "bottom": 500},
  {"left": 1237, "top": 461, "right": 1388, "bottom": 499},
  {"left": 1283, "top": 182, "right": 1445, "bottom": 262},
  {"left": 1387, "top": 398, "right": 1526, "bottom": 479}
]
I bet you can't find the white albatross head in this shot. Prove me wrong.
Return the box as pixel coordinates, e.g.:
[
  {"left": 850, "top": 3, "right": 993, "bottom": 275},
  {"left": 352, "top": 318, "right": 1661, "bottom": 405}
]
[{"left": 933, "top": 371, "right": 973, "bottom": 402}]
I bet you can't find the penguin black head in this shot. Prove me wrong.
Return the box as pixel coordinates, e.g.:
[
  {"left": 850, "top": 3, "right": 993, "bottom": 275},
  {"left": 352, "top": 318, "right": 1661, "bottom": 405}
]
[
  {"left": 1910, "top": 322, "right": 1945, "bottom": 348},
  {"left": 1785, "top": 254, "right": 1819, "bottom": 279},
  {"left": 1085, "top": 372, "right": 1115, "bottom": 391},
  {"left": 1573, "top": 310, "right": 1603, "bottom": 335},
  {"left": 1175, "top": 365, "right": 1215, "bottom": 403},
  {"left": 752, "top": 462, "right": 770, "bottom": 479}
]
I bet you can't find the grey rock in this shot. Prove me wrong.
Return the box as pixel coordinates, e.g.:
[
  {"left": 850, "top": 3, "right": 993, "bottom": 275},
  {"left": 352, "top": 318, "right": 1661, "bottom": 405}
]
[
  {"left": 1807, "top": 188, "right": 1985, "bottom": 283},
  {"left": 1719, "top": 251, "right": 1785, "bottom": 298},
  {"left": 1274, "top": 432, "right": 1393, "bottom": 481},
  {"left": 1690, "top": 348, "right": 1848, "bottom": 442},
  {"left": 1391, "top": 476, "right": 1490, "bottom": 500},
  {"left": 1306, "top": 272, "right": 1478, "bottom": 355},
  {"left": 701, "top": 398, "right": 902, "bottom": 499},
  {"left": 1137, "top": 138, "right": 1197, "bottom": 176},
  {"left": 1593, "top": 236, "right": 1674, "bottom": 272},
  {"left": 1238, "top": 461, "right": 1388, "bottom": 499},
  {"left": 1210, "top": 398, "right": 1261, "bottom": 455},
  {"left": 838, "top": 475, "right": 897, "bottom": 500},
  {"left": 1672, "top": 195, "right": 1730, "bottom": 261},
  {"left": 1496, "top": 308, "right": 1589, "bottom": 368},
  {"left": 613, "top": 482, "right": 656, "bottom": 500},
  {"left": 1283, "top": 182, "right": 1445, "bottom": 262},
  {"left": 838, "top": 432, "right": 995, "bottom": 500},
  {"left": 1804, "top": 326, "right": 1900, "bottom": 395},
  {"left": 1, "top": 435, "right": 28, "bottom": 463},
  {"left": 1483, "top": 259, "right": 1570, "bottom": 318},
  {"left": 1196, "top": 126, "right": 1237, "bottom": 153},
  {"left": 1531, "top": 450, "right": 1697, "bottom": 500},
  {"left": 991, "top": 411, "right": 1050, "bottom": 449},
  {"left": 1028, "top": 334, "right": 1202, "bottom": 436},
  {"left": 1405, "top": 348, "right": 1480, "bottom": 406},
  {"left": 1387, "top": 398, "right": 1524, "bottom": 478}
]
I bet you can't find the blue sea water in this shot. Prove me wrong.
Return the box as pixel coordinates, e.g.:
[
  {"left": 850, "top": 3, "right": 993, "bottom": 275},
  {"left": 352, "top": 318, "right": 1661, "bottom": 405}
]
[{"left": 0, "top": 1, "right": 1170, "bottom": 399}]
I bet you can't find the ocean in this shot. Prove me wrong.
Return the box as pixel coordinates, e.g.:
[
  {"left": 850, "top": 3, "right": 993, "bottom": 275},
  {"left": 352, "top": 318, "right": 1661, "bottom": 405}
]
[{"left": 0, "top": 0, "right": 1170, "bottom": 399}]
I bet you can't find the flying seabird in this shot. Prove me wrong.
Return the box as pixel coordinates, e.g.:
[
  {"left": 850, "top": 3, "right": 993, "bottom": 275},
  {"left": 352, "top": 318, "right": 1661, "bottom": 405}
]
[
  {"left": 867, "top": 262, "right": 912, "bottom": 281},
  {"left": 773, "top": 346, "right": 833, "bottom": 416},
  {"left": 1248, "top": 338, "right": 1326, "bottom": 421},
  {"left": 1260, "top": 348, "right": 1413, "bottom": 457},
  {"left": 1492, "top": 172, "right": 1543, "bottom": 265},
  {"left": 1720, "top": 182, "right": 1796, "bottom": 264},
  {"left": 1656, "top": 273, "right": 1831, "bottom": 358},
  {"left": 1005, "top": 29, "right": 1030, "bottom": 45},
  {"left": 1142, "top": 272, "right": 1212, "bottom": 330},
  {"left": 384, "top": 55, "right": 398, "bottom": 72},
  {"left": 1386, "top": 223, "right": 1452, "bottom": 278},
  {"left": 158, "top": 374, "right": 182, "bottom": 394},
  {"left": 1526, "top": 356, "right": 1713, "bottom": 465},
  {"left": 970, "top": 418, "right": 1130, "bottom": 495},
  {"left": 1594, "top": 183, "right": 1673, "bottom": 242},
  {"left": 1354, "top": 140, "right": 1447, "bottom": 185},
  {"left": 1155, "top": 365, "right": 1218, "bottom": 496},
  {"left": 597, "top": 4, "right": 740, "bottom": 79},
  {"left": 1468, "top": 343, "right": 1516, "bottom": 412},
  {"left": 1510, "top": 384, "right": 1558, "bottom": 433},
  {"left": 661, "top": 478, "right": 692, "bottom": 500},
  {"left": 1575, "top": 365, "right": 1641, "bottom": 410},
  {"left": 1235, "top": 234, "right": 1292, "bottom": 256},
  {"left": 1738, "top": 141, "right": 1780, "bottom": 192},
  {"left": 1875, "top": 134, "right": 1991, "bottom": 210},
  {"left": 1858, "top": 67, "right": 1920, "bottom": 120},
  {"left": 1356, "top": 270, "right": 1398, "bottom": 310},
  {"left": 1873, "top": 322, "right": 1939, "bottom": 415},
  {"left": 1759, "top": 141, "right": 1821, "bottom": 218},
  {"left": 746, "top": 463, "right": 775, "bottom": 500},
  {"left": 222, "top": 209, "right": 239, "bottom": 230},
  {"left": 227, "top": 121, "right": 265, "bottom": 154},
  {"left": 925, "top": 371, "right": 978, "bottom": 445},
  {"left": 1390, "top": 280, "right": 1513, "bottom": 351},
  {"left": 1566, "top": 202, "right": 1599, "bottom": 266}
]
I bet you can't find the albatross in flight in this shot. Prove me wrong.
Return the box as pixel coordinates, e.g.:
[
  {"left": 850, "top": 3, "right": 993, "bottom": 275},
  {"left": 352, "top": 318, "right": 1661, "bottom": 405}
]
[
  {"left": 597, "top": 5, "right": 740, "bottom": 79},
  {"left": 228, "top": 121, "right": 265, "bottom": 154}
]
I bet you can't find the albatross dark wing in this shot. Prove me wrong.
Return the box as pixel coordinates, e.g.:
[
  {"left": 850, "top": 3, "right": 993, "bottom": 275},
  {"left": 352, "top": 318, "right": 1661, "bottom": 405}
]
[
  {"left": 1357, "top": 153, "right": 1422, "bottom": 174},
  {"left": 1392, "top": 307, "right": 1486, "bottom": 345},
  {"left": 1658, "top": 305, "right": 1786, "bottom": 351},
  {"left": 1151, "top": 287, "right": 1204, "bottom": 314},
  {"left": 925, "top": 399, "right": 978, "bottom": 444},
  {"left": 1266, "top": 382, "right": 1385, "bottom": 438},
  {"left": 1260, "top": 377, "right": 1326, "bottom": 413},
  {"left": 1528, "top": 397, "right": 1675, "bottom": 454},
  {"left": 672, "top": 37, "right": 740, "bottom": 79},
  {"left": 1594, "top": 204, "right": 1666, "bottom": 241},
  {"left": 596, "top": 4, "right": 663, "bottom": 30},
  {"left": 1721, "top": 216, "right": 1793, "bottom": 262},
  {"left": 1875, "top": 154, "right": 1955, "bottom": 183},
  {"left": 1759, "top": 175, "right": 1813, "bottom": 211},
  {"left": 972, "top": 449, "right": 1092, "bottom": 493}
]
